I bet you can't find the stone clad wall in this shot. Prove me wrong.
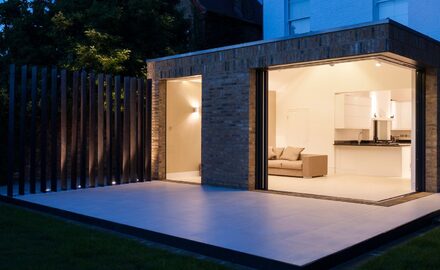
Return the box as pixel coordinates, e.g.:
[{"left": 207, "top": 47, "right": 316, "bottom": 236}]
[
  {"left": 147, "top": 21, "right": 440, "bottom": 191},
  {"left": 425, "top": 69, "right": 440, "bottom": 192}
]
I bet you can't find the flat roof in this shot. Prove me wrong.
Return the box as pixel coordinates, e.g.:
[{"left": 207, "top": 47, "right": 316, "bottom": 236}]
[{"left": 146, "top": 19, "right": 439, "bottom": 63}]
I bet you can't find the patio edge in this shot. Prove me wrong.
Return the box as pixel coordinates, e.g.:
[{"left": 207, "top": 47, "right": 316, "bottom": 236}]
[
  {"left": 1, "top": 194, "right": 440, "bottom": 270},
  {"left": 0, "top": 195, "right": 300, "bottom": 270}
]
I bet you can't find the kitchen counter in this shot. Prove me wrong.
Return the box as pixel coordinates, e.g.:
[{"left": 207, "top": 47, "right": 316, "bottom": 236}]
[
  {"left": 334, "top": 141, "right": 411, "bottom": 147},
  {"left": 334, "top": 142, "right": 411, "bottom": 177}
]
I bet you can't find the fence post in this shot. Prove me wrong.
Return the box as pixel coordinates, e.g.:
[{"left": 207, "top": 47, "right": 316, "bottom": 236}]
[
  {"left": 40, "top": 68, "right": 48, "bottom": 193},
  {"left": 145, "top": 79, "right": 152, "bottom": 181},
  {"left": 50, "top": 67, "right": 58, "bottom": 192},
  {"left": 105, "top": 75, "right": 113, "bottom": 185},
  {"left": 114, "top": 76, "right": 122, "bottom": 184},
  {"left": 130, "top": 78, "right": 137, "bottom": 182},
  {"left": 89, "top": 72, "right": 97, "bottom": 187},
  {"left": 137, "top": 79, "right": 144, "bottom": 181},
  {"left": 122, "top": 77, "right": 130, "bottom": 183},
  {"left": 7, "top": 64, "right": 16, "bottom": 197},
  {"left": 29, "top": 66, "right": 38, "bottom": 194},
  {"left": 60, "top": 69, "right": 67, "bottom": 190},
  {"left": 97, "top": 74, "right": 105, "bottom": 186},
  {"left": 80, "top": 70, "right": 87, "bottom": 188},
  {"left": 71, "top": 71, "right": 79, "bottom": 189},
  {"left": 18, "top": 65, "right": 28, "bottom": 195}
]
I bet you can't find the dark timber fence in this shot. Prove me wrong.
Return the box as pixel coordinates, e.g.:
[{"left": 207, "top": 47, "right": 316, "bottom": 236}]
[{"left": 4, "top": 64, "right": 152, "bottom": 197}]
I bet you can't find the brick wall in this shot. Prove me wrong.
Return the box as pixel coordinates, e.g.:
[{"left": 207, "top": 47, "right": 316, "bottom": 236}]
[{"left": 148, "top": 21, "right": 440, "bottom": 191}]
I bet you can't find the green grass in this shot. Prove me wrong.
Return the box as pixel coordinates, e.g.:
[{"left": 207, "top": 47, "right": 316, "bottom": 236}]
[
  {"left": 358, "top": 226, "right": 440, "bottom": 270},
  {"left": 0, "top": 203, "right": 230, "bottom": 270}
]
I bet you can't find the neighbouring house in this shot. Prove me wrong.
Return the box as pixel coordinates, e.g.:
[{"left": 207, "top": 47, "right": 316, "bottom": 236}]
[
  {"left": 264, "top": 0, "right": 440, "bottom": 40},
  {"left": 147, "top": 1, "right": 440, "bottom": 202},
  {"left": 177, "top": 0, "right": 263, "bottom": 51}
]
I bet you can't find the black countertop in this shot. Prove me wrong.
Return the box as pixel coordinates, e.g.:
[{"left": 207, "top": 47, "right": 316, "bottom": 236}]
[{"left": 334, "top": 140, "right": 411, "bottom": 147}]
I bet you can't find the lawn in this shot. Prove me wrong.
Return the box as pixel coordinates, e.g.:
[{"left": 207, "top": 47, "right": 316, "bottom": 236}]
[
  {"left": 358, "top": 225, "right": 440, "bottom": 270},
  {"left": 0, "top": 203, "right": 230, "bottom": 270}
]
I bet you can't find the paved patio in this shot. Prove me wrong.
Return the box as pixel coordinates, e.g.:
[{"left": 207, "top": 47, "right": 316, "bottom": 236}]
[{"left": 12, "top": 181, "right": 440, "bottom": 267}]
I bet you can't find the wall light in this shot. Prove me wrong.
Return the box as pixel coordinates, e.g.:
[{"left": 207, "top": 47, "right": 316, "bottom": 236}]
[
  {"left": 193, "top": 106, "right": 200, "bottom": 114},
  {"left": 375, "top": 61, "right": 382, "bottom": 67}
]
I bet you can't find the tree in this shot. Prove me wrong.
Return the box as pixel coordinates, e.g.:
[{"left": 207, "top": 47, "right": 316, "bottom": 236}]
[
  {"left": 0, "top": 0, "right": 189, "bottom": 75},
  {"left": 0, "top": 0, "right": 189, "bottom": 184}
]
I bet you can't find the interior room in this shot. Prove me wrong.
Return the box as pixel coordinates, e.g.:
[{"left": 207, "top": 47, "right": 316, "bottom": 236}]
[
  {"left": 267, "top": 59, "right": 416, "bottom": 201},
  {"left": 166, "top": 76, "right": 202, "bottom": 184}
]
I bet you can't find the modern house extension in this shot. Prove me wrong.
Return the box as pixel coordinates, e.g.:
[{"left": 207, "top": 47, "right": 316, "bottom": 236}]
[{"left": 147, "top": 19, "right": 440, "bottom": 203}]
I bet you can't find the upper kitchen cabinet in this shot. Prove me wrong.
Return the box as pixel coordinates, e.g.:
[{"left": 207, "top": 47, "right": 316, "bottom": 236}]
[
  {"left": 335, "top": 94, "right": 371, "bottom": 129},
  {"left": 392, "top": 101, "right": 412, "bottom": 130}
]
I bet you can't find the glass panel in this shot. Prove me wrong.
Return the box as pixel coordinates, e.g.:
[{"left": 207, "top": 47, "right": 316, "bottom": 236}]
[
  {"left": 289, "top": 18, "right": 311, "bottom": 35},
  {"left": 289, "top": 0, "right": 310, "bottom": 20}
]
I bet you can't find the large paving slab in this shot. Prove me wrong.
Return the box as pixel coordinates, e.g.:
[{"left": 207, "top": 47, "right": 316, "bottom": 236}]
[{"left": 14, "top": 181, "right": 440, "bottom": 267}]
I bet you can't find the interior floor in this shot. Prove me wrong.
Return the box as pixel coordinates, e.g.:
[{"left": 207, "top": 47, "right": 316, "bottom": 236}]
[
  {"left": 166, "top": 172, "right": 201, "bottom": 184},
  {"left": 268, "top": 174, "right": 412, "bottom": 202}
]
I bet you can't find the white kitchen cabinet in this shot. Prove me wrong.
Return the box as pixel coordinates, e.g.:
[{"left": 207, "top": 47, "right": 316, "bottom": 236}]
[
  {"left": 335, "top": 94, "right": 371, "bottom": 129},
  {"left": 335, "top": 145, "right": 411, "bottom": 177},
  {"left": 392, "top": 101, "right": 412, "bottom": 130}
]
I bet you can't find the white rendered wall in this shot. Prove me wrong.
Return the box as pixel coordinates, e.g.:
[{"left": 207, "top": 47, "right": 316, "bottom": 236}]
[
  {"left": 408, "top": 0, "right": 440, "bottom": 41},
  {"left": 310, "top": 0, "right": 373, "bottom": 32},
  {"left": 264, "top": 0, "right": 440, "bottom": 41},
  {"left": 263, "top": 0, "right": 286, "bottom": 39}
]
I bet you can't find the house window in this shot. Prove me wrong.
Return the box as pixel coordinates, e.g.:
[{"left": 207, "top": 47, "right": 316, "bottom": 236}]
[
  {"left": 287, "top": 0, "right": 310, "bottom": 35},
  {"left": 376, "top": 0, "right": 409, "bottom": 25}
]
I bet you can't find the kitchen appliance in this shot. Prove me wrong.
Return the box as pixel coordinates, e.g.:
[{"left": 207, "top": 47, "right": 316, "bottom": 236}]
[{"left": 374, "top": 119, "right": 392, "bottom": 142}]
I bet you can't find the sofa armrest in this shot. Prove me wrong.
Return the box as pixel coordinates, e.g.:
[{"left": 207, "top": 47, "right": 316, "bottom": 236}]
[{"left": 301, "top": 154, "right": 328, "bottom": 177}]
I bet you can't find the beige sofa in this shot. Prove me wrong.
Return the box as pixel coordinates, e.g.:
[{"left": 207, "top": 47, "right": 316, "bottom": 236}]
[{"left": 268, "top": 147, "right": 328, "bottom": 178}]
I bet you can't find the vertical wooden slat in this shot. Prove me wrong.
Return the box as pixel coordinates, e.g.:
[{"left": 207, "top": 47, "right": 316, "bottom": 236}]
[
  {"left": 40, "top": 68, "right": 48, "bottom": 193},
  {"left": 29, "top": 66, "right": 38, "bottom": 194},
  {"left": 122, "top": 77, "right": 130, "bottom": 183},
  {"left": 129, "top": 77, "right": 137, "bottom": 182},
  {"left": 137, "top": 79, "right": 144, "bottom": 181},
  {"left": 80, "top": 70, "right": 87, "bottom": 188},
  {"left": 145, "top": 79, "right": 152, "bottom": 181},
  {"left": 60, "top": 70, "right": 67, "bottom": 190},
  {"left": 105, "top": 75, "right": 113, "bottom": 185},
  {"left": 18, "top": 65, "right": 27, "bottom": 195},
  {"left": 89, "top": 72, "right": 97, "bottom": 187},
  {"left": 71, "top": 71, "right": 79, "bottom": 189},
  {"left": 97, "top": 74, "right": 105, "bottom": 186},
  {"left": 7, "top": 64, "right": 16, "bottom": 197},
  {"left": 114, "top": 76, "right": 121, "bottom": 184},
  {"left": 50, "top": 67, "right": 58, "bottom": 192}
]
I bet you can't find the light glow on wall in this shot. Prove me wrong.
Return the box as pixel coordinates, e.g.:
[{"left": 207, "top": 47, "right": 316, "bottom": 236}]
[
  {"left": 190, "top": 101, "right": 201, "bottom": 120},
  {"left": 370, "top": 92, "right": 378, "bottom": 118}
]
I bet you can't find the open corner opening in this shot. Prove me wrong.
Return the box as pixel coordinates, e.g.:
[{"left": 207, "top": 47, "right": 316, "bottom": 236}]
[
  {"left": 257, "top": 58, "right": 423, "bottom": 203},
  {"left": 165, "top": 75, "right": 202, "bottom": 184}
]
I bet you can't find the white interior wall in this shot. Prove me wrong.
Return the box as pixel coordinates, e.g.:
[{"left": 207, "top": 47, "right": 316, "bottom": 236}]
[
  {"left": 269, "top": 60, "right": 414, "bottom": 171},
  {"left": 166, "top": 79, "right": 202, "bottom": 174}
]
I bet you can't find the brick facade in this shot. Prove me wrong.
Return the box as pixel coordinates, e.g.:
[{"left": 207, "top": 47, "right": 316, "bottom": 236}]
[{"left": 147, "top": 20, "right": 440, "bottom": 192}]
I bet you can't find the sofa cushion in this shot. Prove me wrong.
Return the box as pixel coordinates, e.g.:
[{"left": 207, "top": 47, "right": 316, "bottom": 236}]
[
  {"left": 268, "top": 146, "right": 277, "bottom": 160},
  {"left": 273, "top": 147, "right": 284, "bottom": 159},
  {"left": 281, "top": 160, "right": 303, "bottom": 170},
  {"left": 268, "top": 160, "right": 283, "bottom": 168},
  {"left": 280, "top": 146, "right": 304, "bottom": 161}
]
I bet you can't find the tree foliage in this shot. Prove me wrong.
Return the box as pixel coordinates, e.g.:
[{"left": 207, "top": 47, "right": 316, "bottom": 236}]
[
  {"left": 0, "top": 0, "right": 189, "bottom": 75},
  {"left": 0, "top": 0, "right": 189, "bottom": 184}
]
